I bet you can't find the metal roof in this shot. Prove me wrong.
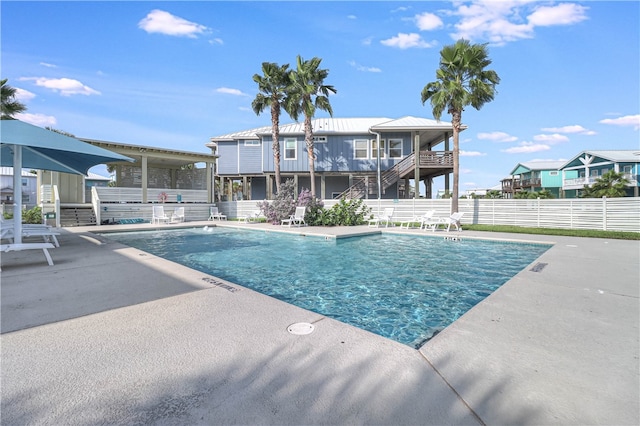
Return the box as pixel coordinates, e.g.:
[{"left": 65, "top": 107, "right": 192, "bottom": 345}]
[
  {"left": 577, "top": 150, "right": 639, "bottom": 162},
  {"left": 0, "top": 167, "right": 37, "bottom": 177},
  {"left": 560, "top": 150, "right": 640, "bottom": 169},
  {"left": 371, "top": 116, "right": 462, "bottom": 131},
  {"left": 209, "top": 116, "right": 459, "bottom": 142}
]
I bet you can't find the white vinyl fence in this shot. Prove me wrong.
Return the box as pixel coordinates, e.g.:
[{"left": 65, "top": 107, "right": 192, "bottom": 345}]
[{"left": 218, "top": 197, "right": 640, "bottom": 233}]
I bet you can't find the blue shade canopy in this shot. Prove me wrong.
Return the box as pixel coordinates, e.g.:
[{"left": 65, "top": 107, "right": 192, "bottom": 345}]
[{"left": 1, "top": 120, "right": 133, "bottom": 175}]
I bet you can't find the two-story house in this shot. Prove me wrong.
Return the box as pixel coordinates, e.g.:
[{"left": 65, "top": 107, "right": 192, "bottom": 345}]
[
  {"left": 0, "top": 167, "right": 38, "bottom": 209},
  {"left": 208, "top": 116, "right": 462, "bottom": 200},
  {"left": 560, "top": 150, "right": 640, "bottom": 198},
  {"left": 503, "top": 161, "right": 566, "bottom": 198}
]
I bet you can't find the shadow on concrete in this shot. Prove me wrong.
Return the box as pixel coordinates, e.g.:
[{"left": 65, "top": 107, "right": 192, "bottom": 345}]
[{"left": 1, "top": 230, "right": 214, "bottom": 333}]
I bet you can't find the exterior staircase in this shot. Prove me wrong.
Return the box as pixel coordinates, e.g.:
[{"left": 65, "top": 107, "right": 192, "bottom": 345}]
[
  {"left": 338, "top": 152, "right": 416, "bottom": 199},
  {"left": 60, "top": 205, "right": 97, "bottom": 227}
]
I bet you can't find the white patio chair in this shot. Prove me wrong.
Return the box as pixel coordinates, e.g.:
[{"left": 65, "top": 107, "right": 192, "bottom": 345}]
[
  {"left": 151, "top": 205, "right": 170, "bottom": 224},
  {"left": 368, "top": 207, "right": 394, "bottom": 228},
  {"left": 208, "top": 206, "right": 227, "bottom": 221},
  {"left": 445, "top": 212, "right": 464, "bottom": 232},
  {"left": 242, "top": 210, "right": 262, "bottom": 224},
  {"left": 281, "top": 206, "right": 306, "bottom": 227},
  {"left": 170, "top": 207, "right": 185, "bottom": 223},
  {"left": 400, "top": 210, "right": 435, "bottom": 229},
  {"left": 420, "top": 211, "right": 446, "bottom": 232}
]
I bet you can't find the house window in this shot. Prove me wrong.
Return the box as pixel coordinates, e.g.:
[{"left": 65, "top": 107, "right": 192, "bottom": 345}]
[
  {"left": 244, "top": 140, "right": 260, "bottom": 146},
  {"left": 354, "top": 139, "right": 368, "bottom": 159},
  {"left": 590, "top": 170, "right": 599, "bottom": 177},
  {"left": 22, "top": 178, "right": 28, "bottom": 186},
  {"left": 284, "top": 138, "right": 297, "bottom": 160},
  {"left": 371, "top": 139, "right": 386, "bottom": 159},
  {"left": 549, "top": 171, "right": 558, "bottom": 176},
  {"left": 389, "top": 139, "right": 402, "bottom": 158},
  {"left": 623, "top": 165, "right": 632, "bottom": 174}
]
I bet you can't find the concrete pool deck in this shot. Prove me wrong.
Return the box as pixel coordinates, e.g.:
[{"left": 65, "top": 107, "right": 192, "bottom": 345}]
[{"left": 1, "top": 221, "right": 638, "bottom": 425}]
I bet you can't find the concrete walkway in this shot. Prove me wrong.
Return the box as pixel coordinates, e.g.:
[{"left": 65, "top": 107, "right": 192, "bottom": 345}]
[{"left": 1, "top": 222, "right": 638, "bottom": 425}]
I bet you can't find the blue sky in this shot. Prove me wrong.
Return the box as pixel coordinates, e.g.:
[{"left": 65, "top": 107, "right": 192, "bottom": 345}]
[{"left": 2, "top": 1, "right": 639, "bottom": 192}]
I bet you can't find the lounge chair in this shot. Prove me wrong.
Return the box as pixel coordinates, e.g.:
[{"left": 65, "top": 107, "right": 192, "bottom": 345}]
[
  {"left": 170, "top": 207, "right": 185, "bottom": 223},
  {"left": 445, "top": 212, "right": 464, "bottom": 232},
  {"left": 1, "top": 242, "right": 56, "bottom": 266},
  {"left": 400, "top": 210, "right": 435, "bottom": 229},
  {"left": 421, "top": 211, "right": 445, "bottom": 232},
  {"left": 151, "top": 205, "right": 170, "bottom": 224},
  {"left": 242, "top": 210, "right": 262, "bottom": 224},
  {"left": 1, "top": 220, "right": 60, "bottom": 247},
  {"left": 368, "top": 207, "right": 394, "bottom": 228},
  {"left": 208, "top": 206, "right": 227, "bottom": 221},
  {"left": 281, "top": 206, "right": 306, "bottom": 227}
]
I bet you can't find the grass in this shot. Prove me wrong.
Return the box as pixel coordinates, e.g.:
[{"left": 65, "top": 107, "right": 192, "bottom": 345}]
[{"left": 463, "top": 224, "right": 640, "bottom": 240}]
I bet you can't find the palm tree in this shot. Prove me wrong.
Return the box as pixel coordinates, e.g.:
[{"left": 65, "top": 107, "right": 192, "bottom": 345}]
[
  {"left": 581, "top": 170, "right": 630, "bottom": 198},
  {"left": 1, "top": 78, "right": 27, "bottom": 119},
  {"left": 252, "top": 62, "right": 292, "bottom": 195},
  {"left": 421, "top": 39, "right": 500, "bottom": 213},
  {"left": 286, "top": 55, "right": 336, "bottom": 198}
]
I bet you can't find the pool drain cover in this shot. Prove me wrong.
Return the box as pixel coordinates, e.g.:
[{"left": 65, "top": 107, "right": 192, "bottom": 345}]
[{"left": 287, "top": 322, "right": 315, "bottom": 335}]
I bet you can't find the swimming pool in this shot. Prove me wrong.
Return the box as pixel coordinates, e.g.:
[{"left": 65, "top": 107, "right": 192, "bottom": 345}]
[{"left": 103, "top": 227, "right": 551, "bottom": 348}]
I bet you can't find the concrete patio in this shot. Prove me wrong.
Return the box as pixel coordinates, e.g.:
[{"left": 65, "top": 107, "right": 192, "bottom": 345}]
[{"left": 1, "top": 221, "right": 638, "bottom": 425}]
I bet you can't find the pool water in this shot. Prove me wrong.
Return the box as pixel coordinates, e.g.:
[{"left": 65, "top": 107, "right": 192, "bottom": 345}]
[{"left": 104, "top": 228, "right": 551, "bottom": 348}]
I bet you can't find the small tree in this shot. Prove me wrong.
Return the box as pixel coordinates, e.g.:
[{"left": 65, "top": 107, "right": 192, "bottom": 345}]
[
  {"left": 257, "top": 179, "right": 296, "bottom": 224},
  {"left": 485, "top": 190, "right": 502, "bottom": 199},
  {"left": 297, "top": 187, "right": 324, "bottom": 226},
  {"left": 581, "top": 170, "right": 630, "bottom": 198}
]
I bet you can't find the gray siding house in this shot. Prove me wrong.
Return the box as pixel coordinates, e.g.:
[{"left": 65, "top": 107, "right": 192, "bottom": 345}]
[{"left": 208, "top": 116, "right": 462, "bottom": 200}]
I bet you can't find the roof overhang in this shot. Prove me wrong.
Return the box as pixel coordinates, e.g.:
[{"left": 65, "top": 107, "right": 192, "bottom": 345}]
[{"left": 81, "top": 138, "right": 217, "bottom": 169}]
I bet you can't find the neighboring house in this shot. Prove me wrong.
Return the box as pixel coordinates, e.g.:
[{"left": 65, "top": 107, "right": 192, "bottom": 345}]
[
  {"left": 504, "top": 161, "right": 566, "bottom": 198},
  {"left": 208, "top": 116, "right": 462, "bottom": 200},
  {"left": 560, "top": 150, "right": 640, "bottom": 198},
  {"left": 85, "top": 171, "right": 111, "bottom": 201},
  {"left": 0, "top": 167, "right": 38, "bottom": 209}
]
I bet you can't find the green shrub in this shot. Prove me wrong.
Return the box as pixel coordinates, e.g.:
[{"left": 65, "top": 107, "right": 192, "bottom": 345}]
[
  {"left": 257, "top": 179, "right": 297, "bottom": 224},
  {"left": 320, "top": 198, "right": 371, "bottom": 226},
  {"left": 22, "top": 206, "right": 43, "bottom": 224}
]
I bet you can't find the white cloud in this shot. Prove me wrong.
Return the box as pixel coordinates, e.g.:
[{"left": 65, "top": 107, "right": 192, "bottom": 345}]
[
  {"left": 209, "top": 38, "right": 224, "bottom": 45},
  {"left": 15, "top": 87, "right": 36, "bottom": 102},
  {"left": 348, "top": 60, "right": 382, "bottom": 73},
  {"left": 216, "top": 87, "right": 248, "bottom": 96},
  {"left": 39, "top": 62, "right": 57, "bottom": 68},
  {"left": 450, "top": 1, "right": 588, "bottom": 45},
  {"left": 238, "top": 106, "right": 252, "bottom": 112},
  {"left": 138, "top": 9, "right": 209, "bottom": 38},
  {"left": 541, "top": 124, "right": 596, "bottom": 135},
  {"left": 347, "top": 15, "right": 357, "bottom": 20},
  {"left": 15, "top": 112, "right": 57, "bottom": 127},
  {"left": 533, "top": 133, "right": 569, "bottom": 144},
  {"left": 528, "top": 3, "right": 589, "bottom": 27},
  {"left": 415, "top": 12, "right": 443, "bottom": 31},
  {"left": 501, "top": 142, "right": 551, "bottom": 154},
  {"left": 599, "top": 114, "right": 640, "bottom": 130},
  {"left": 20, "top": 77, "right": 100, "bottom": 96},
  {"left": 380, "top": 33, "right": 435, "bottom": 49},
  {"left": 362, "top": 37, "right": 373, "bottom": 46},
  {"left": 477, "top": 131, "right": 517, "bottom": 142},
  {"left": 460, "top": 150, "right": 486, "bottom": 157}
]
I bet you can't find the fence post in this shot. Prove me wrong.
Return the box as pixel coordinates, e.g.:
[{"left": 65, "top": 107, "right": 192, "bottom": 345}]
[
  {"left": 537, "top": 197, "right": 541, "bottom": 228},
  {"left": 602, "top": 196, "right": 607, "bottom": 231}
]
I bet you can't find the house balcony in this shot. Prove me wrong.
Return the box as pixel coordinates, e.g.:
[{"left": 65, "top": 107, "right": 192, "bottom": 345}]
[
  {"left": 563, "top": 177, "right": 597, "bottom": 190},
  {"left": 513, "top": 178, "right": 540, "bottom": 190},
  {"left": 564, "top": 174, "right": 639, "bottom": 190}
]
